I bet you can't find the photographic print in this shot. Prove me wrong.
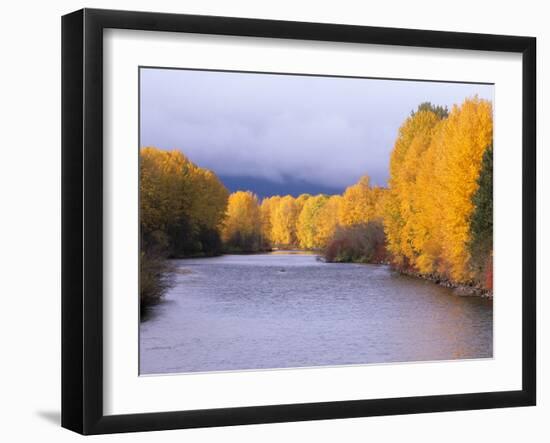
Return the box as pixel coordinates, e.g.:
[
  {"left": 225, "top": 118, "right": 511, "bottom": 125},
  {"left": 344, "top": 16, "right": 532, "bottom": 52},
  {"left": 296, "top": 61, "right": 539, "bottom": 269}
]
[{"left": 138, "top": 67, "right": 494, "bottom": 375}]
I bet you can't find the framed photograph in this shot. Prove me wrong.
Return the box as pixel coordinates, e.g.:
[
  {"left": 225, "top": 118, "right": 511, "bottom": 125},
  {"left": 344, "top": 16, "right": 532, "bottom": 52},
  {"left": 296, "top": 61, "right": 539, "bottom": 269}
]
[{"left": 62, "top": 8, "right": 536, "bottom": 435}]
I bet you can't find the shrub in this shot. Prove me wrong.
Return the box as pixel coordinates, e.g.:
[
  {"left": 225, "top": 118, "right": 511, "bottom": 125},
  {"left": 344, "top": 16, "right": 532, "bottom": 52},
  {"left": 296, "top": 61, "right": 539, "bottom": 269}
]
[
  {"left": 323, "top": 221, "right": 388, "bottom": 264},
  {"left": 223, "top": 230, "right": 263, "bottom": 253},
  {"left": 140, "top": 249, "right": 173, "bottom": 310}
]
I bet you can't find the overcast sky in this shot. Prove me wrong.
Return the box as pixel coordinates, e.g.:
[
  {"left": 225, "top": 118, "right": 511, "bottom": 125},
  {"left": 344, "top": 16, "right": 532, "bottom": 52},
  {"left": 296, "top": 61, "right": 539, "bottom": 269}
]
[{"left": 140, "top": 68, "right": 493, "bottom": 197}]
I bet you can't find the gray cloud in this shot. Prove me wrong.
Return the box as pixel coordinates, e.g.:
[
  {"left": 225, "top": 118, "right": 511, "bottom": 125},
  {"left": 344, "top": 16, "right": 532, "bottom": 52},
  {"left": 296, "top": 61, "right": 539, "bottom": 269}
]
[{"left": 140, "top": 68, "right": 493, "bottom": 189}]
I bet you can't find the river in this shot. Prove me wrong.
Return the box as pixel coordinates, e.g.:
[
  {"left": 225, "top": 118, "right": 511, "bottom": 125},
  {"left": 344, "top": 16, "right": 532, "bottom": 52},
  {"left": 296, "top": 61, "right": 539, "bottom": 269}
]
[{"left": 140, "top": 252, "right": 492, "bottom": 374}]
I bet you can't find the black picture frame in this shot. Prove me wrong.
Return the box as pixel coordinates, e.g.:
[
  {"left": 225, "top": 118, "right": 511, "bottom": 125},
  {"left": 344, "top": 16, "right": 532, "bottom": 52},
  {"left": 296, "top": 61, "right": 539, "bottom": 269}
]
[{"left": 62, "top": 8, "right": 536, "bottom": 435}]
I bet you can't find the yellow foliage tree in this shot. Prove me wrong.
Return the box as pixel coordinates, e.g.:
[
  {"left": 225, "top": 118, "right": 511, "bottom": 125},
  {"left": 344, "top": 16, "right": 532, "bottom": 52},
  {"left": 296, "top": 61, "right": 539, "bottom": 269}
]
[
  {"left": 260, "top": 195, "right": 281, "bottom": 246},
  {"left": 140, "top": 147, "right": 193, "bottom": 235},
  {"left": 371, "top": 187, "right": 388, "bottom": 221},
  {"left": 409, "top": 125, "right": 446, "bottom": 274},
  {"left": 295, "top": 193, "right": 311, "bottom": 214},
  {"left": 384, "top": 98, "right": 493, "bottom": 283},
  {"left": 140, "top": 146, "right": 229, "bottom": 255},
  {"left": 222, "top": 191, "right": 262, "bottom": 251},
  {"left": 338, "top": 175, "right": 386, "bottom": 227},
  {"left": 296, "top": 195, "right": 329, "bottom": 249},
  {"left": 437, "top": 98, "right": 493, "bottom": 281},
  {"left": 316, "top": 195, "right": 342, "bottom": 247},
  {"left": 271, "top": 195, "right": 299, "bottom": 248},
  {"left": 384, "top": 110, "right": 442, "bottom": 265},
  {"left": 188, "top": 167, "right": 230, "bottom": 233}
]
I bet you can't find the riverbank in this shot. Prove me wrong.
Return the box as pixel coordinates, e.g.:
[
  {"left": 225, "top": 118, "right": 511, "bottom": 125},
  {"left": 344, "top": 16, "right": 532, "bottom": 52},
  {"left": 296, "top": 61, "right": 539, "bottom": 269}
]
[
  {"left": 320, "top": 251, "right": 491, "bottom": 298},
  {"left": 170, "top": 248, "right": 318, "bottom": 259},
  {"left": 393, "top": 267, "right": 493, "bottom": 298}
]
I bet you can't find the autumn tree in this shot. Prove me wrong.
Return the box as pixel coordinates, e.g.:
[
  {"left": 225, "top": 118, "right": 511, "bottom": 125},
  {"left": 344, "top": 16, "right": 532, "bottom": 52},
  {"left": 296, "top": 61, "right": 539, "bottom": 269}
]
[
  {"left": 296, "top": 195, "right": 329, "bottom": 249},
  {"left": 384, "top": 108, "right": 445, "bottom": 267},
  {"left": 408, "top": 125, "right": 446, "bottom": 274},
  {"left": 437, "top": 98, "right": 493, "bottom": 281},
  {"left": 140, "top": 147, "right": 229, "bottom": 257},
  {"left": 140, "top": 147, "right": 193, "bottom": 240},
  {"left": 315, "top": 195, "right": 342, "bottom": 247},
  {"left": 259, "top": 195, "right": 281, "bottom": 247},
  {"left": 295, "top": 193, "right": 311, "bottom": 214},
  {"left": 184, "top": 167, "right": 227, "bottom": 253},
  {"left": 384, "top": 97, "right": 493, "bottom": 284},
  {"left": 371, "top": 187, "right": 388, "bottom": 221},
  {"left": 271, "top": 195, "right": 299, "bottom": 248},
  {"left": 338, "top": 175, "right": 379, "bottom": 226},
  {"left": 222, "top": 191, "right": 262, "bottom": 252}
]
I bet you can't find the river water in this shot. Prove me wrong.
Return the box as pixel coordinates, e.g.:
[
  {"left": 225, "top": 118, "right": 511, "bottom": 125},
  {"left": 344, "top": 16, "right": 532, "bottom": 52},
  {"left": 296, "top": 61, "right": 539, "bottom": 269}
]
[{"left": 140, "top": 252, "right": 492, "bottom": 375}]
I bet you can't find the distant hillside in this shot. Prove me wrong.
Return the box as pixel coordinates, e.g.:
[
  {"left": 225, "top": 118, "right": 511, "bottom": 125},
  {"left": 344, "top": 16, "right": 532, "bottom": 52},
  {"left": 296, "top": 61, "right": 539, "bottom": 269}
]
[{"left": 219, "top": 175, "right": 344, "bottom": 199}]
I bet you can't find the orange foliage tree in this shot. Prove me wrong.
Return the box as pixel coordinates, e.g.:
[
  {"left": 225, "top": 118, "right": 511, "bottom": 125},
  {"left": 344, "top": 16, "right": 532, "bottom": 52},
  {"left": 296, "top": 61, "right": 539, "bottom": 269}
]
[{"left": 384, "top": 98, "right": 493, "bottom": 284}]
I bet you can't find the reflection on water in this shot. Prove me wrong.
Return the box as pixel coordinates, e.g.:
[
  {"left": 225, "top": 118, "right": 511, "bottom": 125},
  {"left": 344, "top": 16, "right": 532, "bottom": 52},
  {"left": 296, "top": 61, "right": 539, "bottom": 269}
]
[{"left": 140, "top": 253, "right": 492, "bottom": 374}]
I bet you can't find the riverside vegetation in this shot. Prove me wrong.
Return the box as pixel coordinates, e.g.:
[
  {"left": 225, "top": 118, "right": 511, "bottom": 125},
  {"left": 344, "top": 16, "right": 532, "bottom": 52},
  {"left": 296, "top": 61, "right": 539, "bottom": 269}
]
[{"left": 140, "top": 97, "right": 494, "bottom": 308}]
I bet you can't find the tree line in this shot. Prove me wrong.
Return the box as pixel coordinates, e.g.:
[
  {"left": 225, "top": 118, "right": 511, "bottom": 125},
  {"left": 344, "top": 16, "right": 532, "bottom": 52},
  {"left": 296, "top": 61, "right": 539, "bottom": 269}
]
[
  {"left": 221, "top": 176, "right": 386, "bottom": 254},
  {"left": 140, "top": 96, "right": 493, "bottom": 307},
  {"left": 384, "top": 97, "right": 493, "bottom": 289}
]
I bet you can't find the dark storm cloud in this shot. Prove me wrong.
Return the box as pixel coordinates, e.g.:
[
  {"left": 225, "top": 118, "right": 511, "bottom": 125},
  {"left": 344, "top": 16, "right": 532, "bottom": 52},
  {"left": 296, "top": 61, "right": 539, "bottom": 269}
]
[{"left": 140, "top": 68, "right": 493, "bottom": 192}]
